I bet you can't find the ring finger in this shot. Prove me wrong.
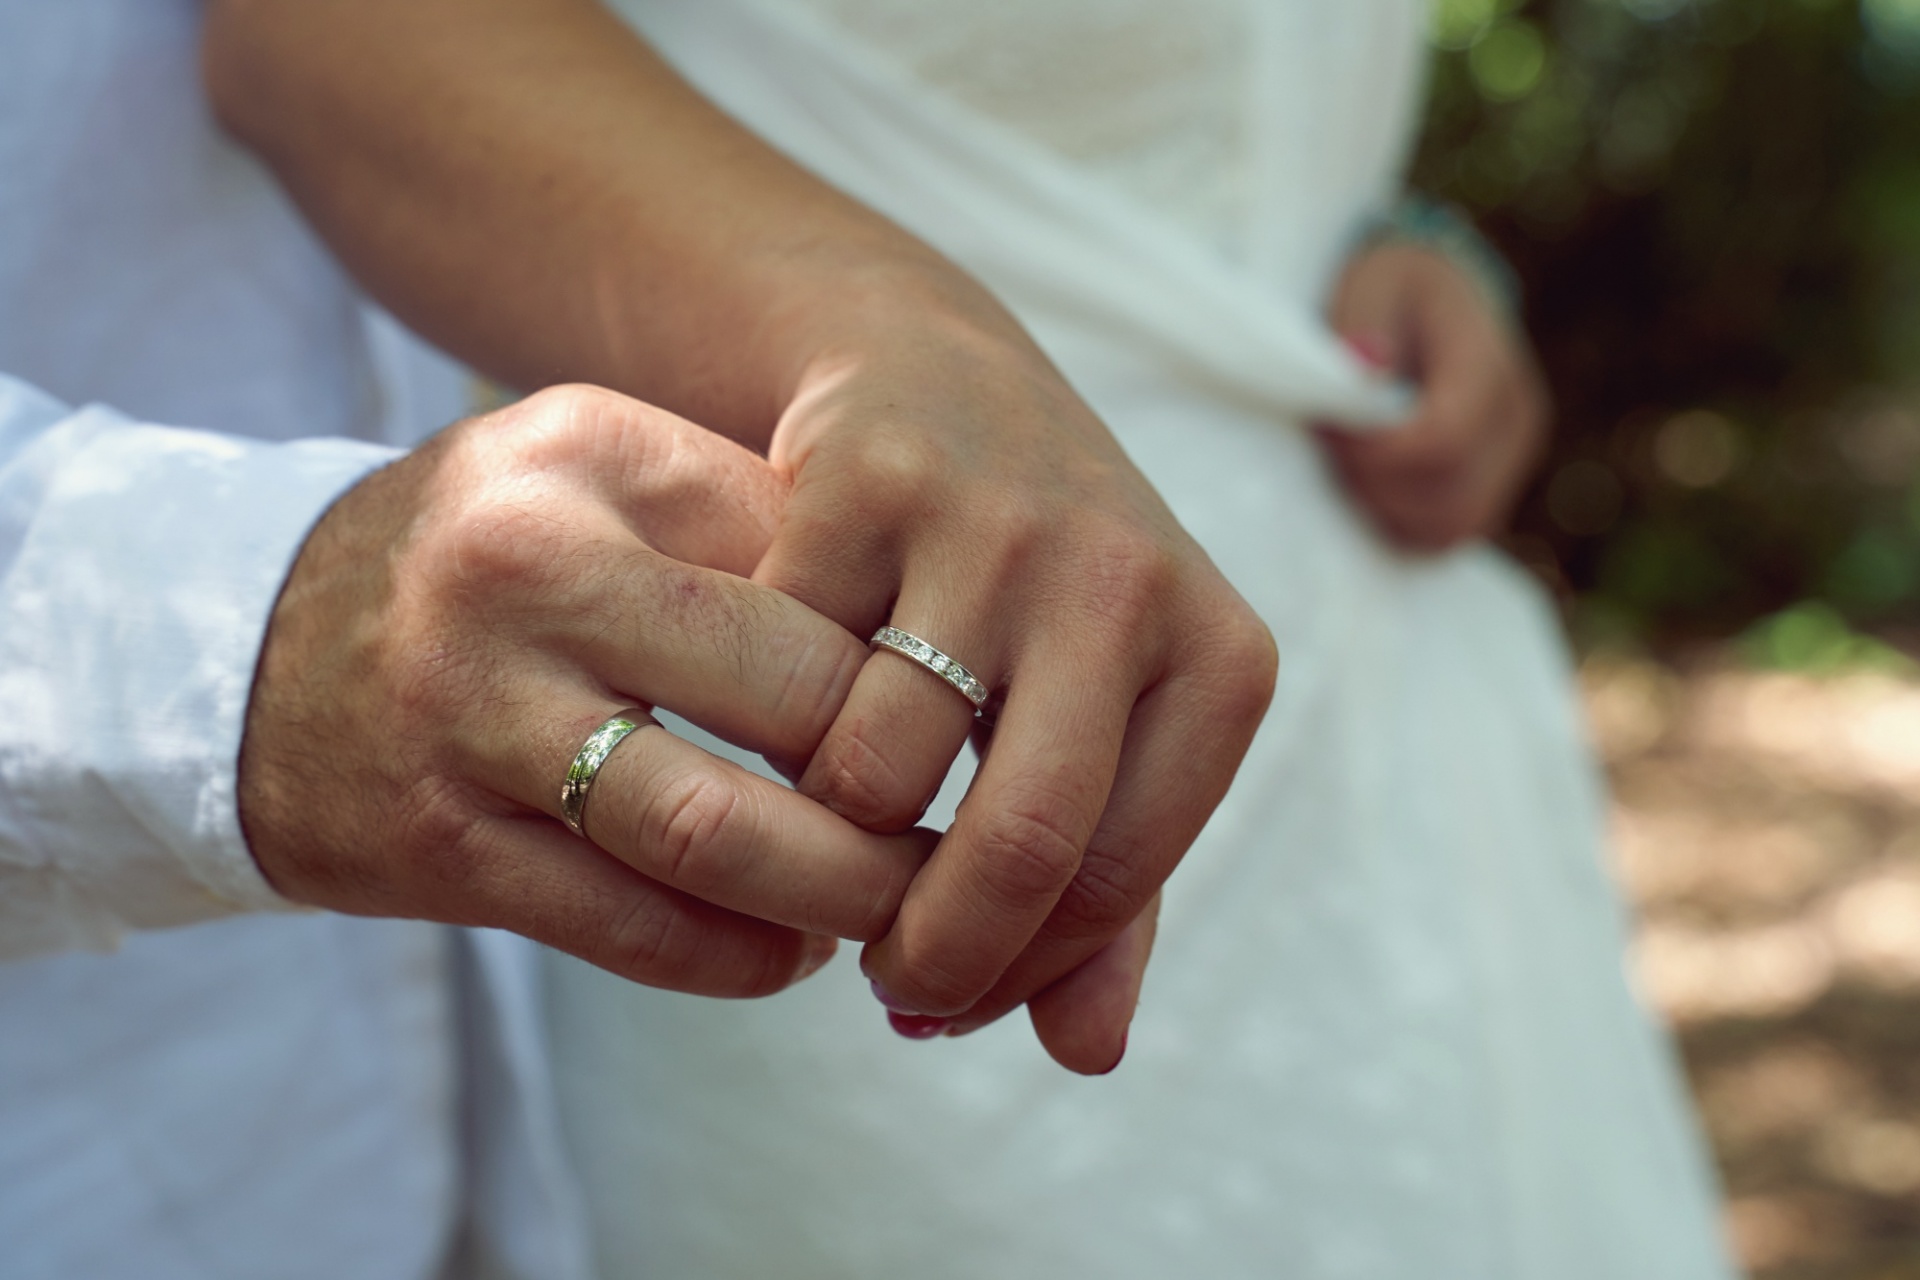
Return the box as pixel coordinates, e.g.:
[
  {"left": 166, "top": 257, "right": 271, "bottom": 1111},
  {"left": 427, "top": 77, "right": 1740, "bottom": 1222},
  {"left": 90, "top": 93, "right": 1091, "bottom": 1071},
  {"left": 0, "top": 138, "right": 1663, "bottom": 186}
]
[
  {"left": 798, "top": 583, "right": 999, "bottom": 834},
  {"left": 447, "top": 811, "right": 835, "bottom": 998},
  {"left": 473, "top": 690, "right": 934, "bottom": 940}
]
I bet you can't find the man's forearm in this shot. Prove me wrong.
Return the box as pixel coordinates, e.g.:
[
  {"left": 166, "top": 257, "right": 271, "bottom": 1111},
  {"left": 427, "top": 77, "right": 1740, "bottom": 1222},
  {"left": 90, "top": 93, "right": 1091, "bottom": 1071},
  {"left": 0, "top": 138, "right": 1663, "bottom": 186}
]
[{"left": 201, "top": 0, "right": 1017, "bottom": 448}]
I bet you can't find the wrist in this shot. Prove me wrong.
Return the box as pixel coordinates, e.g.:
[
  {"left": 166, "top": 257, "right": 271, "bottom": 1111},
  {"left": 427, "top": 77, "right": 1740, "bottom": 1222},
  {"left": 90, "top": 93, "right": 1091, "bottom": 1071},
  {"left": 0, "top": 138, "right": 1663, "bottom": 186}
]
[
  {"left": 760, "top": 252, "right": 1061, "bottom": 459},
  {"left": 1355, "top": 194, "right": 1521, "bottom": 324}
]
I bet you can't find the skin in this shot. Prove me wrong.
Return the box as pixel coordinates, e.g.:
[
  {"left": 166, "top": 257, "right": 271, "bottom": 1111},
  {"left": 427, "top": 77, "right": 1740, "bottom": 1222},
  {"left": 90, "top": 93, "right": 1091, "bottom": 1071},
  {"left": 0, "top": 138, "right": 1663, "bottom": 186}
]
[
  {"left": 1319, "top": 243, "right": 1549, "bottom": 551},
  {"left": 206, "top": 0, "right": 1543, "bottom": 1073},
  {"left": 240, "top": 384, "right": 938, "bottom": 996},
  {"left": 204, "top": 0, "right": 1275, "bottom": 1074}
]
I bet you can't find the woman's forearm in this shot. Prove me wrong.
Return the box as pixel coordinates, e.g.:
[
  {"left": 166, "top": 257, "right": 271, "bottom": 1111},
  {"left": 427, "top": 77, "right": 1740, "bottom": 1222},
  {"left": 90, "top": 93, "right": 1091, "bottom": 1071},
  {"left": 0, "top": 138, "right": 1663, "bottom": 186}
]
[{"left": 201, "top": 0, "right": 1023, "bottom": 447}]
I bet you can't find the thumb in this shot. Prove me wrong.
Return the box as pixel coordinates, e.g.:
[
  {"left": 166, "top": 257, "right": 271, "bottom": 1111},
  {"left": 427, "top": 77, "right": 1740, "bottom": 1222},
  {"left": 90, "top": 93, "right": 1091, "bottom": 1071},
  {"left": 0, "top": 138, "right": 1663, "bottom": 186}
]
[{"left": 579, "top": 386, "right": 791, "bottom": 576}]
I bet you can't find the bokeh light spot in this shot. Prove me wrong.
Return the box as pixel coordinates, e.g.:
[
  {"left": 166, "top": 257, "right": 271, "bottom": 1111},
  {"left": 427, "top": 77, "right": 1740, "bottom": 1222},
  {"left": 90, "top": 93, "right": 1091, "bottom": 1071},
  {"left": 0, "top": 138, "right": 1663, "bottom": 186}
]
[
  {"left": 1546, "top": 458, "right": 1625, "bottom": 536},
  {"left": 1655, "top": 410, "right": 1743, "bottom": 487},
  {"left": 1469, "top": 20, "right": 1548, "bottom": 102}
]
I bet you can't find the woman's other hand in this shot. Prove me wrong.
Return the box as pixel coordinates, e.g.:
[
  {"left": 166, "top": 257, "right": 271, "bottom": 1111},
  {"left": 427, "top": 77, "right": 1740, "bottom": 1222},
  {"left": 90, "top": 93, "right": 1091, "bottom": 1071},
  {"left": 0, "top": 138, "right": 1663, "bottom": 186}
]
[{"left": 1318, "top": 242, "right": 1550, "bottom": 552}]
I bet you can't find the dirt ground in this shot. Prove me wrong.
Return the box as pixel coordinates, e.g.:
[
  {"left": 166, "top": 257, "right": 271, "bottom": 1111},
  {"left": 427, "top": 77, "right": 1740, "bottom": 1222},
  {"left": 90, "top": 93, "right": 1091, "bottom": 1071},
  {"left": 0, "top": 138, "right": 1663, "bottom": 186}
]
[{"left": 1587, "top": 656, "right": 1920, "bottom": 1278}]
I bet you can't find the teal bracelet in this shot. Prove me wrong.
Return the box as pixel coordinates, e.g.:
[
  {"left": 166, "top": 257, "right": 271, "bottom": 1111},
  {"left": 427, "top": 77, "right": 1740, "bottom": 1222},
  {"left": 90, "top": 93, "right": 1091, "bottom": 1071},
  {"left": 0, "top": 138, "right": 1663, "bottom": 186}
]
[{"left": 1357, "top": 195, "right": 1522, "bottom": 323}]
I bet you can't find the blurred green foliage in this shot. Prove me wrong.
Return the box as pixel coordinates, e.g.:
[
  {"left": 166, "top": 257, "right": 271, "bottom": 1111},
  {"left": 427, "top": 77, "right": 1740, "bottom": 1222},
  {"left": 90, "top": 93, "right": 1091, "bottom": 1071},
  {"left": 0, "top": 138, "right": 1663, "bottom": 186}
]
[{"left": 1412, "top": 0, "right": 1920, "bottom": 660}]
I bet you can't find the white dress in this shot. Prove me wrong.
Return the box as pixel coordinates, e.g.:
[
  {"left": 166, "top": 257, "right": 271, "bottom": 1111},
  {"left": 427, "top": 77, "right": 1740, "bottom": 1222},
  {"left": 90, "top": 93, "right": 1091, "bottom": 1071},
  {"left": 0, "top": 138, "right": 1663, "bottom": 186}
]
[{"left": 544, "top": 1, "right": 1737, "bottom": 1275}]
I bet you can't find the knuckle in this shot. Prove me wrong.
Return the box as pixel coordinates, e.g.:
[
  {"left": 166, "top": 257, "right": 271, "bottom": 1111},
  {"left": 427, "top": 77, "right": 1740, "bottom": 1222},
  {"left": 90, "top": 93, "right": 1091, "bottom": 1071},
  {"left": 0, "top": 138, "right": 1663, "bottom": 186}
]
[
  {"left": 485, "top": 384, "right": 640, "bottom": 476},
  {"left": 892, "top": 945, "right": 990, "bottom": 1014},
  {"left": 639, "top": 769, "right": 745, "bottom": 893},
  {"left": 439, "top": 501, "right": 571, "bottom": 597},
  {"left": 839, "top": 433, "right": 943, "bottom": 515},
  {"left": 519, "top": 381, "right": 622, "bottom": 429},
  {"left": 972, "top": 785, "right": 1090, "bottom": 909},
  {"left": 974, "top": 490, "right": 1049, "bottom": 553},
  {"left": 848, "top": 831, "right": 929, "bottom": 943},
  {"left": 1189, "top": 603, "right": 1280, "bottom": 727},
  {"left": 765, "top": 628, "right": 866, "bottom": 760},
  {"left": 807, "top": 721, "right": 918, "bottom": 831},
  {"left": 605, "top": 892, "right": 698, "bottom": 983},
  {"left": 849, "top": 877, "right": 908, "bottom": 945},
  {"left": 1229, "top": 610, "right": 1281, "bottom": 702},
  {"left": 604, "top": 884, "right": 803, "bottom": 999},
  {"left": 1047, "top": 846, "right": 1142, "bottom": 942},
  {"left": 1071, "top": 523, "right": 1182, "bottom": 629},
  {"left": 393, "top": 775, "right": 496, "bottom": 901}
]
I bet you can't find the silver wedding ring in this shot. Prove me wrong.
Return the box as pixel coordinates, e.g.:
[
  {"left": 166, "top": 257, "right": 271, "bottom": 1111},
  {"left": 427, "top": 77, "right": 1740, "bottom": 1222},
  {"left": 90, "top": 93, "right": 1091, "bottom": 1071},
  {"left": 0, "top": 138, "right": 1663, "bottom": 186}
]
[
  {"left": 870, "top": 626, "right": 991, "bottom": 718},
  {"left": 560, "top": 708, "right": 656, "bottom": 839}
]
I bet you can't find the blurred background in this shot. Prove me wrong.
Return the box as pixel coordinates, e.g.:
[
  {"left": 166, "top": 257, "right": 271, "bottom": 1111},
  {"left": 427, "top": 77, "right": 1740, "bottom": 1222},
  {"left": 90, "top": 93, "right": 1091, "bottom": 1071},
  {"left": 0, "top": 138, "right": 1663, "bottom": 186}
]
[{"left": 1412, "top": 0, "right": 1920, "bottom": 1273}]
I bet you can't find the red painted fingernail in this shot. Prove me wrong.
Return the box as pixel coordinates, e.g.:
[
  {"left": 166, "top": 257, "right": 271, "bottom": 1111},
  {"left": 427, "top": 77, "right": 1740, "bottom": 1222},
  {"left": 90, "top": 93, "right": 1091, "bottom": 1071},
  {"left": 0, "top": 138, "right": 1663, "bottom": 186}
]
[
  {"left": 1096, "top": 1030, "right": 1129, "bottom": 1076},
  {"left": 1345, "top": 334, "right": 1393, "bottom": 370},
  {"left": 888, "top": 1011, "right": 951, "bottom": 1040}
]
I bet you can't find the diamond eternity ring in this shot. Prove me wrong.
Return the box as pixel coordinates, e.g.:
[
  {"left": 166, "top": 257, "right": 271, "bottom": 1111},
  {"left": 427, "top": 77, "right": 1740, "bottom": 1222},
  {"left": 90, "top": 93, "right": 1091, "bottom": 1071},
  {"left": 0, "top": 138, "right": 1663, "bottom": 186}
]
[{"left": 869, "top": 627, "right": 991, "bottom": 717}]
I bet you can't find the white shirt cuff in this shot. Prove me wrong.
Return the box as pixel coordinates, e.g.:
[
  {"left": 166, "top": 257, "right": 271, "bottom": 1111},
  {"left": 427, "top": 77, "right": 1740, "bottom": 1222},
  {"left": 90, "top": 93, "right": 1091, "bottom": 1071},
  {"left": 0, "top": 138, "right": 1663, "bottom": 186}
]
[{"left": 0, "top": 401, "right": 402, "bottom": 956}]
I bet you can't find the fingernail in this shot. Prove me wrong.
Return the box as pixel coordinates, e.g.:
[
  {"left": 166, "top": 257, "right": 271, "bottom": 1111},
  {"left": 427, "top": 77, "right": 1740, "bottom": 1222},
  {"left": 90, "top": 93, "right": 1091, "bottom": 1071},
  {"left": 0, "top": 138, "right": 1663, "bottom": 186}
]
[
  {"left": 797, "top": 936, "right": 838, "bottom": 982},
  {"left": 1346, "top": 334, "right": 1393, "bottom": 371},
  {"left": 1095, "top": 1030, "right": 1129, "bottom": 1076},
  {"left": 868, "top": 978, "right": 920, "bottom": 1014},
  {"left": 887, "top": 1011, "right": 952, "bottom": 1040}
]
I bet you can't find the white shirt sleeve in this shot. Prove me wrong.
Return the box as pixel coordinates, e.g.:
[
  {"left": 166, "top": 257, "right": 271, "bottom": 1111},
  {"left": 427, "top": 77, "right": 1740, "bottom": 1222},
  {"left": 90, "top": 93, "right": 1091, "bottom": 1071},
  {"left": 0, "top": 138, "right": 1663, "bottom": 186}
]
[{"left": 0, "top": 373, "right": 403, "bottom": 959}]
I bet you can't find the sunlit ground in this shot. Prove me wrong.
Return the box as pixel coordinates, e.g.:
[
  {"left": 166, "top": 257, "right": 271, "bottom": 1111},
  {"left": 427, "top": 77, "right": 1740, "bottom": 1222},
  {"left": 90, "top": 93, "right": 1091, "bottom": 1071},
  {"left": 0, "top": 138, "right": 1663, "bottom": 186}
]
[{"left": 1587, "top": 655, "right": 1920, "bottom": 1278}]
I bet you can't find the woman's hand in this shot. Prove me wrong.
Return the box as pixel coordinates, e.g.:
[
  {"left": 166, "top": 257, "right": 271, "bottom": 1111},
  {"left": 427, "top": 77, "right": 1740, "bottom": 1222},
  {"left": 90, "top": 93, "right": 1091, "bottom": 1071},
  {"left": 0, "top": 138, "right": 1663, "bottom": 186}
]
[
  {"left": 240, "top": 385, "right": 933, "bottom": 997},
  {"left": 1317, "top": 243, "right": 1549, "bottom": 552},
  {"left": 761, "top": 298, "right": 1275, "bottom": 1071}
]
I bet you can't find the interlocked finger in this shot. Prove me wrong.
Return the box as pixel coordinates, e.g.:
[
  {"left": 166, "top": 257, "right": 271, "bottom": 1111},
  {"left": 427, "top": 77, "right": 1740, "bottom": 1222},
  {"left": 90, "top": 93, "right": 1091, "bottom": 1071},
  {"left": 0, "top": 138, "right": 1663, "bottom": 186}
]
[
  {"left": 475, "top": 692, "right": 932, "bottom": 941},
  {"left": 448, "top": 812, "right": 834, "bottom": 998},
  {"left": 798, "top": 589, "right": 996, "bottom": 834},
  {"left": 859, "top": 642, "right": 1139, "bottom": 1016},
  {"left": 549, "top": 543, "right": 868, "bottom": 771},
  {"left": 943, "top": 632, "right": 1271, "bottom": 1049}
]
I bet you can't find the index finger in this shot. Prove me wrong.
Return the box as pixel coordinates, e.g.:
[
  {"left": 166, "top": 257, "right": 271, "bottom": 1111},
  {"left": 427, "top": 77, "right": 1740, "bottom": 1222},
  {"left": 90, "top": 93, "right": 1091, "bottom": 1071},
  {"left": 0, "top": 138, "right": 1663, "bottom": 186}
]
[{"left": 859, "top": 650, "right": 1135, "bottom": 1016}]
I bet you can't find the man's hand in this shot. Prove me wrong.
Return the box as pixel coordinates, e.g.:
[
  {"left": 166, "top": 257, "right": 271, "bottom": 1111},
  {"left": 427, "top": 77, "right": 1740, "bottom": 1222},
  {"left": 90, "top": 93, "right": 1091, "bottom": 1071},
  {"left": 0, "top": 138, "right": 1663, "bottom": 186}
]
[
  {"left": 239, "top": 384, "right": 932, "bottom": 997},
  {"left": 1317, "top": 243, "right": 1549, "bottom": 551},
  {"left": 766, "top": 321, "right": 1277, "bottom": 1073}
]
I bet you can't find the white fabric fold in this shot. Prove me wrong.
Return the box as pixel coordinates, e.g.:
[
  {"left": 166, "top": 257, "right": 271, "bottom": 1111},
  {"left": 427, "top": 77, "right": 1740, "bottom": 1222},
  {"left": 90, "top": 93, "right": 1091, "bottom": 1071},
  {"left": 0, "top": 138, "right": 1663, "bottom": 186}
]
[
  {"left": 553, "top": 4, "right": 1737, "bottom": 1276},
  {"left": 0, "top": 374, "right": 399, "bottom": 958},
  {"left": 625, "top": 0, "right": 1414, "bottom": 430}
]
